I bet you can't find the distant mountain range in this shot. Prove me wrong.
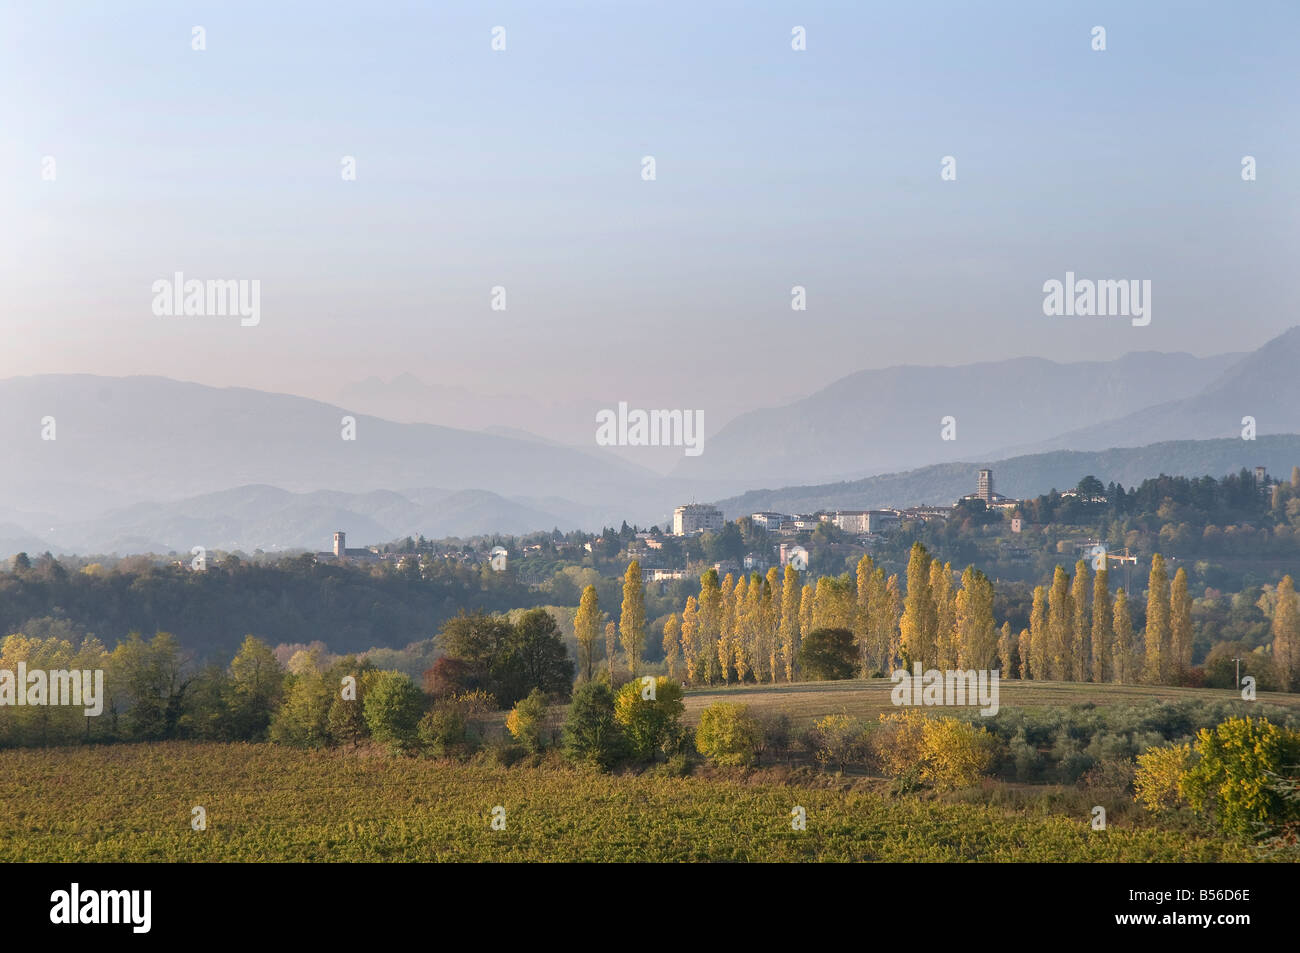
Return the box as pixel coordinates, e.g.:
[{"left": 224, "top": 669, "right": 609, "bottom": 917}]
[
  {"left": 4, "top": 326, "right": 1299, "bottom": 555},
  {"left": 672, "top": 349, "right": 1246, "bottom": 487},
  {"left": 0, "top": 374, "right": 721, "bottom": 550},
  {"left": 712, "top": 434, "right": 1300, "bottom": 518},
  {"left": 997, "top": 326, "right": 1300, "bottom": 457}
]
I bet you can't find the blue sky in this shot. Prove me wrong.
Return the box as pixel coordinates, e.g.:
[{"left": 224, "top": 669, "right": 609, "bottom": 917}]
[{"left": 2, "top": 0, "right": 1297, "bottom": 433}]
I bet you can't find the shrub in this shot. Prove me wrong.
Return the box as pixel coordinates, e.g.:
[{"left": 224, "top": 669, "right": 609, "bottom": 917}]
[
  {"left": 562, "top": 681, "right": 626, "bottom": 769},
  {"left": 870, "top": 709, "right": 930, "bottom": 777},
  {"left": 918, "top": 718, "right": 998, "bottom": 791},
  {"left": 418, "top": 698, "right": 471, "bottom": 757},
  {"left": 613, "top": 677, "right": 686, "bottom": 762},
  {"left": 1180, "top": 717, "right": 1300, "bottom": 837},
  {"left": 798, "top": 628, "right": 857, "bottom": 680},
  {"left": 810, "top": 714, "right": 869, "bottom": 772},
  {"left": 505, "top": 688, "right": 550, "bottom": 753},
  {"left": 1081, "top": 757, "right": 1136, "bottom": 795},
  {"left": 694, "top": 702, "right": 763, "bottom": 767},
  {"left": 756, "top": 712, "right": 793, "bottom": 763},
  {"left": 872, "top": 711, "right": 997, "bottom": 790},
  {"left": 1133, "top": 742, "right": 1191, "bottom": 813}
]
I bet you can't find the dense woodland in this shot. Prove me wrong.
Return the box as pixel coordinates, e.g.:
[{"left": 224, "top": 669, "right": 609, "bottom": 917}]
[{"left": 0, "top": 553, "right": 539, "bottom": 661}]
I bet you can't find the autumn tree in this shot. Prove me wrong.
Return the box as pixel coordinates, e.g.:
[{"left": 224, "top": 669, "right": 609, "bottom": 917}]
[
  {"left": 900, "top": 542, "right": 936, "bottom": 667},
  {"left": 765, "top": 567, "right": 783, "bottom": 680},
  {"left": 680, "top": 596, "right": 700, "bottom": 683},
  {"left": 931, "top": 561, "right": 957, "bottom": 670},
  {"left": 779, "top": 565, "right": 801, "bottom": 681},
  {"left": 1272, "top": 575, "right": 1300, "bottom": 692},
  {"left": 1091, "top": 568, "right": 1112, "bottom": 683},
  {"left": 619, "top": 561, "right": 647, "bottom": 677},
  {"left": 732, "top": 574, "right": 752, "bottom": 681},
  {"left": 799, "top": 581, "right": 815, "bottom": 663},
  {"left": 1169, "top": 567, "right": 1193, "bottom": 685},
  {"left": 1070, "top": 560, "right": 1091, "bottom": 682},
  {"left": 813, "top": 575, "right": 855, "bottom": 633},
  {"left": 698, "top": 569, "right": 723, "bottom": 684},
  {"left": 996, "top": 622, "right": 1014, "bottom": 677},
  {"left": 719, "top": 573, "right": 738, "bottom": 684},
  {"left": 954, "top": 566, "right": 997, "bottom": 669},
  {"left": 852, "top": 561, "right": 894, "bottom": 676},
  {"left": 1047, "top": 566, "right": 1073, "bottom": 681},
  {"left": 604, "top": 621, "right": 618, "bottom": 681},
  {"left": 1027, "top": 586, "right": 1048, "bottom": 679},
  {"left": 1113, "top": 588, "right": 1135, "bottom": 684},
  {"left": 883, "top": 574, "right": 903, "bottom": 671},
  {"left": 573, "top": 585, "right": 601, "bottom": 683},
  {"left": 1143, "top": 554, "right": 1171, "bottom": 685},
  {"left": 662, "top": 614, "right": 681, "bottom": 681},
  {"left": 855, "top": 555, "right": 875, "bottom": 674}
]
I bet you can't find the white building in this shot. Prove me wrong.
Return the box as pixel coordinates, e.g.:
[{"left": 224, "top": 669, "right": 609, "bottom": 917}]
[
  {"left": 673, "top": 503, "right": 724, "bottom": 536},
  {"left": 834, "top": 510, "right": 901, "bottom": 534},
  {"left": 750, "top": 512, "right": 789, "bottom": 532}
]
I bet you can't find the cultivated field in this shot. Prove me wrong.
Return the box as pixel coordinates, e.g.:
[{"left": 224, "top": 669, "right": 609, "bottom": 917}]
[
  {"left": 0, "top": 742, "right": 1257, "bottom": 862},
  {"left": 681, "top": 678, "right": 1300, "bottom": 728}
]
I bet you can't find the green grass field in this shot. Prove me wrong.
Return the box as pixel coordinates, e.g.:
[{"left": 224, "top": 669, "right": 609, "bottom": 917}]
[
  {"left": 681, "top": 678, "right": 1300, "bottom": 728},
  {"left": 0, "top": 742, "right": 1258, "bottom": 862}
]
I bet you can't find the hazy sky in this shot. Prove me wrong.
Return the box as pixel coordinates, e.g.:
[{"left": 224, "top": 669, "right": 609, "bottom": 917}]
[{"left": 3, "top": 0, "right": 1298, "bottom": 433}]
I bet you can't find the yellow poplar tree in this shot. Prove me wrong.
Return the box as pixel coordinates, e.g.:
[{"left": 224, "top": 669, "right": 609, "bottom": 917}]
[
  {"left": 718, "top": 573, "right": 737, "bottom": 684},
  {"left": 931, "top": 561, "right": 957, "bottom": 670},
  {"left": 883, "top": 573, "right": 902, "bottom": 672},
  {"left": 698, "top": 569, "right": 722, "bottom": 684},
  {"left": 733, "top": 574, "right": 753, "bottom": 682},
  {"left": 779, "top": 565, "right": 801, "bottom": 682},
  {"left": 604, "top": 621, "right": 618, "bottom": 680},
  {"left": 1271, "top": 574, "right": 1300, "bottom": 692},
  {"left": 855, "top": 555, "right": 875, "bottom": 674},
  {"left": 573, "top": 584, "right": 601, "bottom": 682},
  {"left": 662, "top": 613, "right": 681, "bottom": 681},
  {"left": 1071, "top": 560, "right": 1091, "bottom": 681},
  {"left": 900, "top": 542, "right": 936, "bottom": 668},
  {"left": 680, "top": 596, "right": 700, "bottom": 683},
  {"left": 1169, "top": 567, "right": 1193, "bottom": 685},
  {"left": 763, "top": 570, "right": 781, "bottom": 681},
  {"left": 1047, "top": 566, "right": 1073, "bottom": 681},
  {"left": 1091, "top": 568, "right": 1112, "bottom": 683},
  {"left": 799, "top": 582, "right": 815, "bottom": 662},
  {"left": 1143, "top": 554, "right": 1170, "bottom": 685},
  {"left": 1028, "top": 585, "right": 1048, "bottom": 679},
  {"left": 997, "top": 621, "right": 1015, "bottom": 677},
  {"left": 955, "top": 566, "right": 997, "bottom": 669},
  {"left": 1113, "top": 588, "right": 1135, "bottom": 684},
  {"left": 620, "top": 560, "right": 646, "bottom": 677}
]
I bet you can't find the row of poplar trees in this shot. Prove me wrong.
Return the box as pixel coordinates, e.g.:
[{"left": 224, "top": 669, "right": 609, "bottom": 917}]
[{"left": 573, "top": 545, "right": 1300, "bottom": 690}]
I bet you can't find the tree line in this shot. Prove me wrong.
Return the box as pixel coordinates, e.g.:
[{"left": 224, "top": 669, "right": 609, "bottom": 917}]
[{"left": 601, "top": 544, "right": 1300, "bottom": 691}]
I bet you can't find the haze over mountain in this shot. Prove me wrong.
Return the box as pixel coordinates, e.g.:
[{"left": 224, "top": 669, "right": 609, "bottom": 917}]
[
  {"left": 713, "top": 434, "right": 1300, "bottom": 519},
  {"left": 673, "top": 349, "right": 1244, "bottom": 487},
  {"left": 4, "top": 327, "right": 1299, "bottom": 556},
  {"left": 37, "top": 485, "right": 594, "bottom": 556},
  {"left": 0, "top": 375, "right": 723, "bottom": 545},
  {"left": 995, "top": 326, "right": 1300, "bottom": 458}
]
